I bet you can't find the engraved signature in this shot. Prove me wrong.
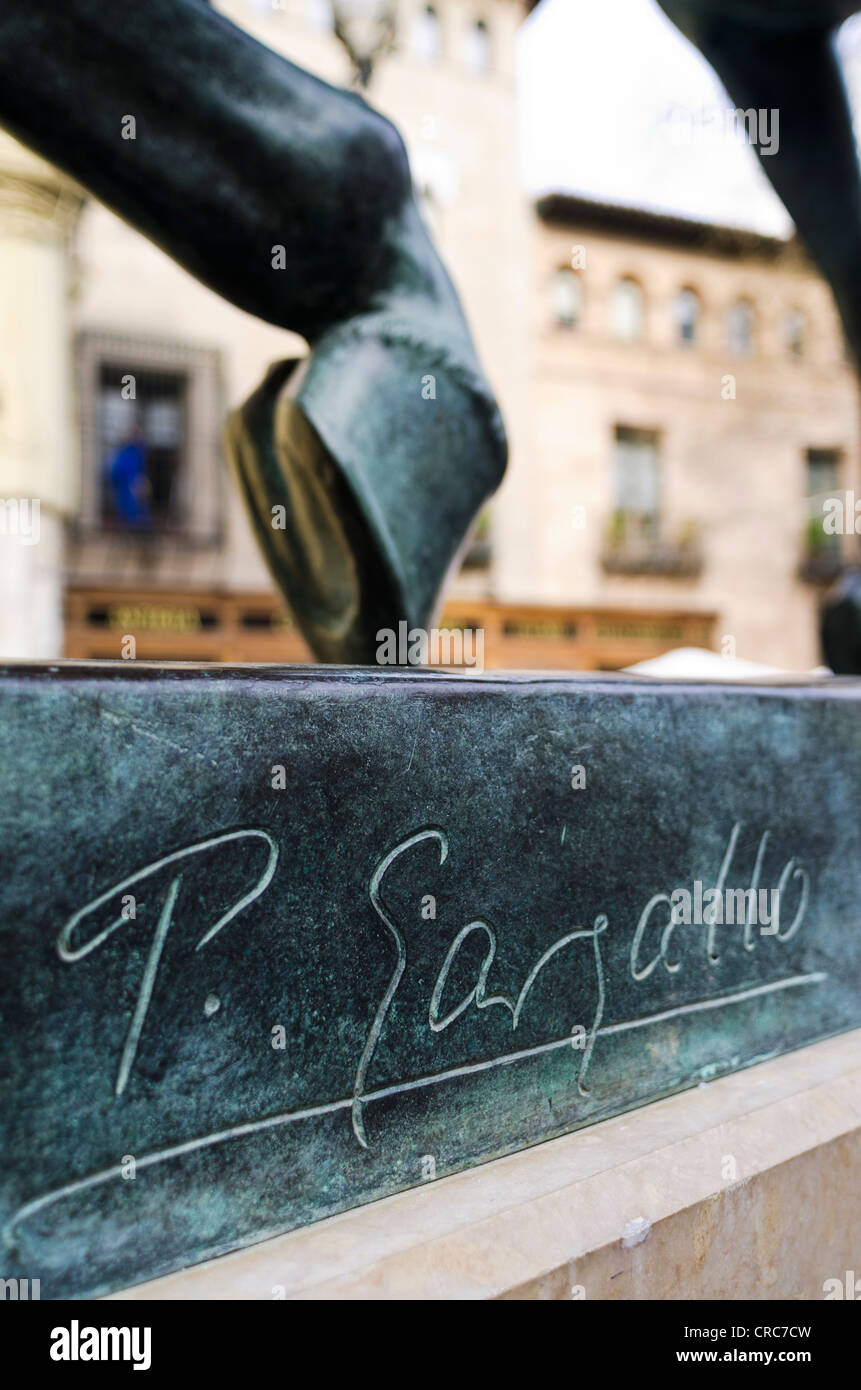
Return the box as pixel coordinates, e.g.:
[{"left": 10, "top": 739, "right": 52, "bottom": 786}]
[
  {"left": 56, "top": 829, "right": 278, "bottom": 1095},
  {"left": 351, "top": 827, "right": 607, "bottom": 1147},
  {"left": 3, "top": 818, "right": 823, "bottom": 1250}
]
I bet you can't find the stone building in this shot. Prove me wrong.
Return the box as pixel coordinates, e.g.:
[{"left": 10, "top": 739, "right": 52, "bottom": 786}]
[
  {"left": 527, "top": 194, "right": 861, "bottom": 671},
  {"left": 0, "top": 0, "right": 859, "bottom": 669}
]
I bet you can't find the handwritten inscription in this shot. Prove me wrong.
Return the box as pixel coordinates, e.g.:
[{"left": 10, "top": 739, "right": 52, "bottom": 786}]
[
  {"left": 3, "top": 815, "right": 824, "bottom": 1252},
  {"left": 350, "top": 819, "right": 810, "bottom": 1146},
  {"left": 351, "top": 827, "right": 608, "bottom": 1147},
  {"left": 630, "top": 821, "right": 809, "bottom": 981},
  {"left": 53, "top": 819, "right": 811, "bottom": 1137},
  {"left": 56, "top": 830, "right": 278, "bottom": 1095},
  {"left": 3, "top": 811, "right": 829, "bottom": 1256}
]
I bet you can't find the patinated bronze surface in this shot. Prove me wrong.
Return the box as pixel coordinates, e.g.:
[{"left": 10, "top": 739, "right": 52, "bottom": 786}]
[
  {"left": 0, "top": 663, "right": 859, "bottom": 1296},
  {"left": 2, "top": 2, "right": 861, "bottom": 663}
]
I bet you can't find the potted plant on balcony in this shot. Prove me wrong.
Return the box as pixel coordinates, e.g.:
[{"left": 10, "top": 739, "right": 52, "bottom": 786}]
[{"left": 799, "top": 516, "right": 843, "bottom": 584}]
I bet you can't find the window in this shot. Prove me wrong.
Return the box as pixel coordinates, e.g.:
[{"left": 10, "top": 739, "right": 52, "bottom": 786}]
[
  {"left": 413, "top": 4, "right": 442, "bottom": 62},
  {"left": 77, "top": 333, "right": 222, "bottom": 543},
  {"left": 808, "top": 448, "right": 841, "bottom": 557},
  {"left": 464, "top": 18, "right": 491, "bottom": 74},
  {"left": 804, "top": 447, "right": 843, "bottom": 568},
  {"left": 782, "top": 308, "right": 806, "bottom": 358},
  {"left": 551, "top": 268, "right": 581, "bottom": 328},
  {"left": 673, "top": 287, "right": 700, "bottom": 345},
  {"left": 807, "top": 448, "right": 841, "bottom": 500},
  {"left": 613, "top": 426, "right": 660, "bottom": 540},
  {"left": 611, "top": 277, "right": 644, "bottom": 342},
  {"left": 97, "top": 365, "right": 186, "bottom": 530},
  {"left": 727, "top": 298, "right": 754, "bottom": 356}
]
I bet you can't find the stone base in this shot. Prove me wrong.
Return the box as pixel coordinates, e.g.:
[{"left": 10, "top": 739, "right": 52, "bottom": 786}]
[
  {"left": 113, "top": 1029, "right": 861, "bottom": 1300},
  {"left": 3, "top": 663, "right": 860, "bottom": 1296}
]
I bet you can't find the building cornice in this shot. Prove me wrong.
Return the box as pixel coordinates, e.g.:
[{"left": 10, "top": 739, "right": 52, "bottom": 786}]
[
  {"left": 0, "top": 174, "right": 84, "bottom": 243},
  {"left": 0, "top": 133, "right": 84, "bottom": 243},
  {"left": 535, "top": 192, "right": 805, "bottom": 263}
]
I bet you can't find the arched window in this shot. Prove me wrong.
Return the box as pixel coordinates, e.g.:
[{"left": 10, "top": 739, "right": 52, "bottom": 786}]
[
  {"left": 611, "top": 277, "right": 644, "bottom": 342},
  {"left": 551, "top": 268, "right": 581, "bottom": 328},
  {"left": 782, "top": 308, "right": 806, "bottom": 357},
  {"left": 464, "top": 18, "right": 491, "bottom": 74},
  {"left": 673, "top": 287, "right": 700, "bottom": 345},
  {"left": 414, "top": 4, "right": 442, "bottom": 63},
  {"left": 727, "top": 298, "right": 754, "bottom": 356}
]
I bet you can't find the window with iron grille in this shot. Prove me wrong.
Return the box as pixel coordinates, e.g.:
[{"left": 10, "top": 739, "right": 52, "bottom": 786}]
[
  {"left": 613, "top": 425, "right": 660, "bottom": 541},
  {"left": 806, "top": 447, "right": 842, "bottom": 559},
  {"left": 77, "top": 332, "right": 223, "bottom": 545}
]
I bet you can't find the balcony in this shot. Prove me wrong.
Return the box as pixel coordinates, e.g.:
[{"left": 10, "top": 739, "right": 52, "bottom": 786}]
[
  {"left": 600, "top": 512, "right": 703, "bottom": 579},
  {"left": 797, "top": 516, "right": 850, "bottom": 585}
]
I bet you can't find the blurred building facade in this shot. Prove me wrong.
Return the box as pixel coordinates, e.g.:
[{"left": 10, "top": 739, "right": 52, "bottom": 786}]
[
  {"left": 530, "top": 195, "right": 861, "bottom": 671},
  {"left": 1, "top": 0, "right": 859, "bottom": 669}
]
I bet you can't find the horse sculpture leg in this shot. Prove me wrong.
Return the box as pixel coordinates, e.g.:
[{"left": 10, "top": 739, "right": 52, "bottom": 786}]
[
  {"left": 660, "top": 1, "right": 861, "bottom": 671},
  {"left": 660, "top": 2, "right": 861, "bottom": 366},
  {"left": 0, "top": 0, "right": 507, "bottom": 662}
]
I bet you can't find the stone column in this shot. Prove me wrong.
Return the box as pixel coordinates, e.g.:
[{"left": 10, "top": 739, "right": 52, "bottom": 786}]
[{"left": 0, "top": 134, "right": 83, "bottom": 659}]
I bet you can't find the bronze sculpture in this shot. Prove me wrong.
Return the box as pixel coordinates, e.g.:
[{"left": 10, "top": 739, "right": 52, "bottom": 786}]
[
  {"left": 660, "top": 0, "right": 861, "bottom": 369},
  {"left": 0, "top": 0, "right": 506, "bottom": 663},
  {"left": 822, "top": 568, "right": 861, "bottom": 672},
  {"left": 1, "top": 0, "right": 860, "bottom": 664},
  {"left": 658, "top": 0, "right": 861, "bottom": 673}
]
